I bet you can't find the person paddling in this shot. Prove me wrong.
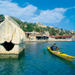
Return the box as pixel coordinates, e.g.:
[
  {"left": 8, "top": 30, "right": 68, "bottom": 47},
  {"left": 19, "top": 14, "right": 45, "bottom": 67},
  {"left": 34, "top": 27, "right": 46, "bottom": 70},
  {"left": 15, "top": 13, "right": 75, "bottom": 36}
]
[{"left": 50, "top": 43, "right": 59, "bottom": 51}]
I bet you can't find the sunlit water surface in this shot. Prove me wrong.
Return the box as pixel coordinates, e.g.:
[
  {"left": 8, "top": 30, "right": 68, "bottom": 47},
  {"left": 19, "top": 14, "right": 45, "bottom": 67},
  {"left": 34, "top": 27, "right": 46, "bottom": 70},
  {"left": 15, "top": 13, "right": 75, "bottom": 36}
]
[{"left": 0, "top": 41, "right": 75, "bottom": 75}]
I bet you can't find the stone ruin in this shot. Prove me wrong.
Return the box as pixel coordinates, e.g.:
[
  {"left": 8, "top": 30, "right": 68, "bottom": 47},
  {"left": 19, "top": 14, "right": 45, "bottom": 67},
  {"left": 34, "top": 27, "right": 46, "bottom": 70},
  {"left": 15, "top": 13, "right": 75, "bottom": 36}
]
[{"left": 0, "top": 16, "right": 26, "bottom": 58}]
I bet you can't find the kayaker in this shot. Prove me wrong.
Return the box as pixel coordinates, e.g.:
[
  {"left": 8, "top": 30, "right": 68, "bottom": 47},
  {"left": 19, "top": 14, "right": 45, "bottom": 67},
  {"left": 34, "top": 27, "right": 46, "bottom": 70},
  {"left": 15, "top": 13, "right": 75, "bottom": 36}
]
[{"left": 51, "top": 43, "right": 59, "bottom": 51}]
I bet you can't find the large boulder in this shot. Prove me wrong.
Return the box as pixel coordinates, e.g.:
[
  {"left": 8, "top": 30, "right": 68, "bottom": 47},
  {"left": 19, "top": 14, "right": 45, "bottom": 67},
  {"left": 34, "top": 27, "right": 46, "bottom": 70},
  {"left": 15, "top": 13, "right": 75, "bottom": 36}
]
[{"left": 0, "top": 16, "right": 26, "bottom": 58}]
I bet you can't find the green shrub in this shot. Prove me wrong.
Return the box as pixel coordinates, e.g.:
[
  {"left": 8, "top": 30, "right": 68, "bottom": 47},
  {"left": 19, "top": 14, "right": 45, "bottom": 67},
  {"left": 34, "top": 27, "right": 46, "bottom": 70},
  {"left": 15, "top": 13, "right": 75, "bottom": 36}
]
[{"left": 0, "top": 14, "right": 5, "bottom": 23}]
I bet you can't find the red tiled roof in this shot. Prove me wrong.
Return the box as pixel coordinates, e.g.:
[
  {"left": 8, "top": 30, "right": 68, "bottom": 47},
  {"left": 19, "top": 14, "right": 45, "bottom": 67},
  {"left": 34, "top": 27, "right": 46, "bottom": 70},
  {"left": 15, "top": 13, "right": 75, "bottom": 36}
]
[{"left": 50, "top": 35, "right": 72, "bottom": 38}]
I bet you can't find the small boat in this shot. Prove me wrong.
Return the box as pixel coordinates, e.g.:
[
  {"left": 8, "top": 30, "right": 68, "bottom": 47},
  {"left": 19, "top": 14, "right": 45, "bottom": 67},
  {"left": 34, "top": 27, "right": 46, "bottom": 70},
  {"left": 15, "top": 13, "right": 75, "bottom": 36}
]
[{"left": 48, "top": 47, "right": 75, "bottom": 61}]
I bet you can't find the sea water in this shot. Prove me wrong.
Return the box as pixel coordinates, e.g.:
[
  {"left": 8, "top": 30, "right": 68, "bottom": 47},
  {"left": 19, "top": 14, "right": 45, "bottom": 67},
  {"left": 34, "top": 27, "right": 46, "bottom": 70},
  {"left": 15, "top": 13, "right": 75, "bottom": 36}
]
[{"left": 0, "top": 41, "right": 75, "bottom": 75}]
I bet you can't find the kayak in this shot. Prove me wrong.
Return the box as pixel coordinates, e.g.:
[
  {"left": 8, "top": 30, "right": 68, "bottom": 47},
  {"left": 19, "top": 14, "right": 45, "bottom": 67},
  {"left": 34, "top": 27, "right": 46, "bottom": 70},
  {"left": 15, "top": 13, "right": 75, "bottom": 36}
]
[{"left": 48, "top": 47, "right": 75, "bottom": 61}]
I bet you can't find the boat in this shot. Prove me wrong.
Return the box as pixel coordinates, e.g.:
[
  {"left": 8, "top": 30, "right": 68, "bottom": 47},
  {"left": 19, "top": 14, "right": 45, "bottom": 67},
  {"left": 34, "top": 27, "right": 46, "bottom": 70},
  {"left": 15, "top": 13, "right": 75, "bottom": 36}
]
[{"left": 48, "top": 47, "right": 75, "bottom": 61}]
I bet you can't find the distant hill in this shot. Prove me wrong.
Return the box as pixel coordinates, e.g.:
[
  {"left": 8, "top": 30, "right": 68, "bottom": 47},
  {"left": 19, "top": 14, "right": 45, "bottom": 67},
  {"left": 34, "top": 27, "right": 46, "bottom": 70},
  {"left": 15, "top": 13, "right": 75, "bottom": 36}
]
[
  {"left": 10, "top": 16, "right": 75, "bottom": 35},
  {"left": 0, "top": 15, "right": 73, "bottom": 36}
]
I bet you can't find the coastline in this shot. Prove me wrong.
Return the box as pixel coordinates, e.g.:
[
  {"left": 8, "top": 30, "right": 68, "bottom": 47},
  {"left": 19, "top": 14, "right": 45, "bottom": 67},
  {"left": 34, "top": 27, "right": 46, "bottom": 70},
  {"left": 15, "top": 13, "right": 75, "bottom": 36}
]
[{"left": 25, "top": 38, "right": 73, "bottom": 42}]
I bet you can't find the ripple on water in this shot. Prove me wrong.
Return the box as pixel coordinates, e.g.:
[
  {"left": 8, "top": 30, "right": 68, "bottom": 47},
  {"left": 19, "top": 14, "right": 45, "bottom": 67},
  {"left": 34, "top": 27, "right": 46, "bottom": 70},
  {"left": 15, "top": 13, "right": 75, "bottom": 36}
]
[{"left": 0, "top": 42, "right": 75, "bottom": 75}]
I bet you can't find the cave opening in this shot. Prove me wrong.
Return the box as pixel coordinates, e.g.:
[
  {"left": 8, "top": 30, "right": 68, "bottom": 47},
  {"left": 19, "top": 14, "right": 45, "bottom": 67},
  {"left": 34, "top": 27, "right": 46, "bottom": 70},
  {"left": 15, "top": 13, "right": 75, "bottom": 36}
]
[{"left": 1, "top": 41, "right": 15, "bottom": 51}]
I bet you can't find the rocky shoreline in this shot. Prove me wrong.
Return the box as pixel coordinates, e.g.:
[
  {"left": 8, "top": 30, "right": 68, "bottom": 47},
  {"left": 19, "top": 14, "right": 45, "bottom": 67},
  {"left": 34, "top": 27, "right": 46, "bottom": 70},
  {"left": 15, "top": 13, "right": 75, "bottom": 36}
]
[{"left": 25, "top": 38, "right": 73, "bottom": 42}]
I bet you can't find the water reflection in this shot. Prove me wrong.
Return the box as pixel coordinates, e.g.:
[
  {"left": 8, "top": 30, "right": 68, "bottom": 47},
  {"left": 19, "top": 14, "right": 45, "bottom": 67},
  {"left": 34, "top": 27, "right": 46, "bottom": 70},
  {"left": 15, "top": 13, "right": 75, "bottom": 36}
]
[
  {"left": 48, "top": 50, "right": 75, "bottom": 69},
  {"left": 0, "top": 42, "right": 75, "bottom": 75},
  {"left": 0, "top": 50, "right": 26, "bottom": 75}
]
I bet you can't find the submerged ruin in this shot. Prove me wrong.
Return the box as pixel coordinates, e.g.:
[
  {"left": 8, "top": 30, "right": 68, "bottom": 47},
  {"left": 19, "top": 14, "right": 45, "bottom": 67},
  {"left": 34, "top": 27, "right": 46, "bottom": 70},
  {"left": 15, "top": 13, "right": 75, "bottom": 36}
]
[{"left": 0, "top": 16, "right": 26, "bottom": 58}]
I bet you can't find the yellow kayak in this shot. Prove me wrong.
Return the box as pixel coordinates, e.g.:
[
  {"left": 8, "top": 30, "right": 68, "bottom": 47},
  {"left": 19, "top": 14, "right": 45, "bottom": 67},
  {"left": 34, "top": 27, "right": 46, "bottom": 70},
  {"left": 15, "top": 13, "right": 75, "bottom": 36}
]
[{"left": 48, "top": 47, "right": 75, "bottom": 61}]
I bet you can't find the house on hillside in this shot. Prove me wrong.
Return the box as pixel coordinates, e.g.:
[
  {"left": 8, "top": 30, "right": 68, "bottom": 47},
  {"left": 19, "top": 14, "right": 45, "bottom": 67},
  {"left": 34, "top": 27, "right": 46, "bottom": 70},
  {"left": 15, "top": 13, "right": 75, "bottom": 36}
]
[
  {"left": 36, "top": 22, "right": 47, "bottom": 28},
  {"left": 25, "top": 31, "right": 49, "bottom": 41},
  {"left": 50, "top": 35, "right": 72, "bottom": 39}
]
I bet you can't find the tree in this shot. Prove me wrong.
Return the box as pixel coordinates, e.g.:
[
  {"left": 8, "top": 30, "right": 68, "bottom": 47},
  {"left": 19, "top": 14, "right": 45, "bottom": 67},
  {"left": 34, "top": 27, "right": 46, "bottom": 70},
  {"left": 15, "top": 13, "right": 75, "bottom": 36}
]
[
  {"left": 20, "top": 25, "right": 27, "bottom": 32},
  {"left": 0, "top": 14, "right": 5, "bottom": 23},
  {"left": 26, "top": 23, "right": 34, "bottom": 32},
  {"left": 59, "top": 32, "right": 64, "bottom": 35},
  {"left": 35, "top": 27, "right": 41, "bottom": 32},
  {"left": 49, "top": 28, "right": 56, "bottom": 35}
]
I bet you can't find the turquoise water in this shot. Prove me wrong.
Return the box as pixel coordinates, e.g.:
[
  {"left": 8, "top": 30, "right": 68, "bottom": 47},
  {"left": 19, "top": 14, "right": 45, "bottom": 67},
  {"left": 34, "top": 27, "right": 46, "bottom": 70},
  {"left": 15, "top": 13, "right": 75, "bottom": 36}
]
[{"left": 0, "top": 42, "right": 75, "bottom": 75}]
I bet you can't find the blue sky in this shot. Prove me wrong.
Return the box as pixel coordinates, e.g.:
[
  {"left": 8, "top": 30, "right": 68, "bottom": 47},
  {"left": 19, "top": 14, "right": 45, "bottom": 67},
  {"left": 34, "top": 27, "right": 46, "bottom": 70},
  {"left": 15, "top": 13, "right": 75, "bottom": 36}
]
[{"left": 0, "top": 0, "right": 75, "bottom": 30}]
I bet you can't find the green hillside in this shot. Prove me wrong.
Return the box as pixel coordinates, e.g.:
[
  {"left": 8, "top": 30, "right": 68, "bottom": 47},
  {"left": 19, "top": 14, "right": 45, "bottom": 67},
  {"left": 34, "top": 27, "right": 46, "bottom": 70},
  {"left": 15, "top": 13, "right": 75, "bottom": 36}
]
[{"left": 10, "top": 16, "right": 75, "bottom": 35}]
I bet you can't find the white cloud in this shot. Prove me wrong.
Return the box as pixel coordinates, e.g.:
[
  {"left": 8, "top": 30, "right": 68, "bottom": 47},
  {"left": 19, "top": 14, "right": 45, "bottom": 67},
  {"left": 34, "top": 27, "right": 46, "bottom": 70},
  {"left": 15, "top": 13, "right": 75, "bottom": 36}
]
[
  {"left": 0, "top": 0, "right": 37, "bottom": 21},
  {"left": 30, "top": 8, "right": 67, "bottom": 24},
  {"left": 0, "top": 0, "right": 70, "bottom": 24}
]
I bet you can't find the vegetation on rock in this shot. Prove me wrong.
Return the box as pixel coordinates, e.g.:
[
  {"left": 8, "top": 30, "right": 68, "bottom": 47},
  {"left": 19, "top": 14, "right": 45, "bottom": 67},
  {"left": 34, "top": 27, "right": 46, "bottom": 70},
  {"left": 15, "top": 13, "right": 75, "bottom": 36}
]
[
  {"left": 11, "top": 16, "right": 75, "bottom": 35},
  {"left": 0, "top": 14, "right": 5, "bottom": 23}
]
